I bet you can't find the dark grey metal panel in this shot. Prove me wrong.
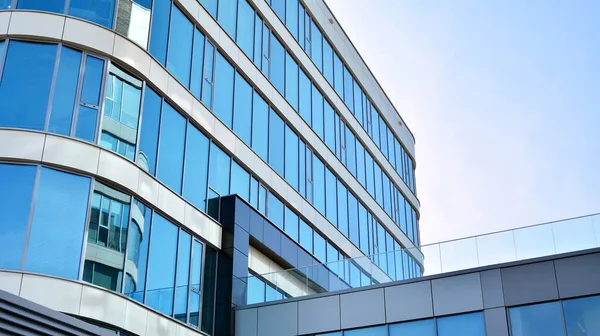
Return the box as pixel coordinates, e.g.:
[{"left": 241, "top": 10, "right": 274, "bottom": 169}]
[
  {"left": 432, "top": 273, "right": 483, "bottom": 315},
  {"left": 384, "top": 280, "right": 433, "bottom": 323},
  {"left": 484, "top": 307, "right": 509, "bottom": 336},
  {"left": 554, "top": 253, "right": 600, "bottom": 299},
  {"left": 298, "top": 295, "right": 341, "bottom": 335},
  {"left": 501, "top": 261, "right": 559, "bottom": 306},
  {"left": 340, "top": 288, "right": 385, "bottom": 329},
  {"left": 481, "top": 269, "right": 505, "bottom": 309},
  {"left": 257, "top": 302, "right": 298, "bottom": 336},
  {"left": 0, "top": 290, "right": 112, "bottom": 336}
]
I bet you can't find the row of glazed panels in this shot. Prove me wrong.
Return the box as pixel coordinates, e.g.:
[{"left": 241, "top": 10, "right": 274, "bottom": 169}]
[
  {"left": 0, "top": 0, "right": 417, "bottom": 216},
  {"left": 312, "top": 295, "right": 600, "bottom": 336},
  {"left": 0, "top": 163, "right": 218, "bottom": 334},
  {"left": 0, "top": 38, "right": 421, "bottom": 271},
  {"left": 200, "top": 0, "right": 417, "bottom": 194}
]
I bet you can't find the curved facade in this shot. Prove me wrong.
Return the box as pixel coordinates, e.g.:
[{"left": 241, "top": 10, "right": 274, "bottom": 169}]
[{"left": 0, "top": 0, "right": 420, "bottom": 335}]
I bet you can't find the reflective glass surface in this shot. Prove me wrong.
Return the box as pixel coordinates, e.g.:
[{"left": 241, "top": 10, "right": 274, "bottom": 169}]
[
  {"left": 563, "top": 295, "right": 600, "bottom": 336},
  {"left": 285, "top": 125, "right": 299, "bottom": 190},
  {"left": 237, "top": 0, "right": 254, "bottom": 58},
  {"left": 209, "top": 142, "right": 231, "bottom": 196},
  {"left": 214, "top": 52, "right": 235, "bottom": 128},
  {"left": 183, "top": 124, "right": 209, "bottom": 210},
  {"left": 146, "top": 213, "right": 178, "bottom": 316},
  {"left": 138, "top": 87, "right": 162, "bottom": 174},
  {"left": 437, "top": 312, "right": 485, "bottom": 336},
  {"left": 345, "top": 326, "right": 386, "bottom": 336},
  {"left": 148, "top": 0, "right": 171, "bottom": 64},
  {"left": 230, "top": 161, "right": 250, "bottom": 202},
  {"left": 49, "top": 47, "right": 81, "bottom": 136},
  {"left": 115, "top": 0, "right": 152, "bottom": 48},
  {"left": 167, "top": 5, "right": 194, "bottom": 87},
  {"left": 252, "top": 92, "right": 269, "bottom": 161},
  {"left": 233, "top": 73, "right": 252, "bottom": 145},
  {"left": 268, "top": 109, "right": 285, "bottom": 176},
  {"left": 68, "top": 0, "right": 115, "bottom": 28},
  {"left": 157, "top": 103, "right": 186, "bottom": 193},
  {"left": 510, "top": 302, "right": 564, "bottom": 336}
]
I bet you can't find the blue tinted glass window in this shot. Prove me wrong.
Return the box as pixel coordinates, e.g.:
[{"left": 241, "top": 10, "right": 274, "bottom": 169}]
[
  {"left": 199, "top": 0, "right": 217, "bottom": 17},
  {"left": 343, "top": 66, "right": 354, "bottom": 112},
  {"left": 379, "top": 118, "right": 389, "bottom": 156},
  {"left": 510, "top": 302, "right": 565, "bottom": 336},
  {"left": 146, "top": 213, "right": 178, "bottom": 316},
  {"left": 337, "top": 181, "right": 348, "bottom": 236},
  {"left": 311, "top": 21, "right": 322, "bottom": 71},
  {"left": 183, "top": 124, "right": 209, "bottom": 210},
  {"left": 149, "top": 0, "right": 171, "bottom": 64},
  {"left": 386, "top": 232, "right": 395, "bottom": 278},
  {"left": 202, "top": 42, "right": 215, "bottom": 109},
  {"left": 217, "top": 0, "right": 237, "bottom": 37},
  {"left": 270, "top": 34, "right": 285, "bottom": 94},
  {"left": 209, "top": 143, "right": 231, "bottom": 196},
  {"left": 167, "top": 6, "right": 193, "bottom": 87},
  {"left": 247, "top": 275, "right": 265, "bottom": 305},
  {"left": 157, "top": 103, "right": 186, "bottom": 193},
  {"left": 325, "top": 168, "right": 337, "bottom": 226},
  {"left": 284, "top": 207, "right": 299, "bottom": 241},
  {"left": 262, "top": 25, "right": 271, "bottom": 76},
  {"left": 312, "top": 155, "right": 326, "bottom": 214},
  {"left": 75, "top": 106, "right": 99, "bottom": 142},
  {"left": 298, "top": 6, "right": 304, "bottom": 46},
  {"left": 214, "top": 52, "right": 235, "bottom": 128},
  {"left": 353, "top": 80, "right": 362, "bottom": 121},
  {"left": 305, "top": 146, "right": 312, "bottom": 203},
  {"left": 138, "top": 87, "right": 162, "bottom": 175},
  {"left": 333, "top": 52, "right": 343, "bottom": 98},
  {"left": 438, "top": 312, "right": 485, "bottom": 336},
  {"left": 233, "top": 73, "right": 252, "bottom": 145},
  {"left": 299, "top": 219, "right": 312, "bottom": 253},
  {"left": 125, "top": 201, "right": 151, "bottom": 303},
  {"left": 358, "top": 203, "right": 369, "bottom": 254},
  {"left": 250, "top": 177, "right": 259, "bottom": 209},
  {"left": 253, "top": 16, "right": 263, "bottom": 67},
  {"left": 388, "top": 130, "right": 396, "bottom": 167},
  {"left": 313, "top": 232, "right": 326, "bottom": 262},
  {"left": 230, "top": 161, "right": 250, "bottom": 201},
  {"left": 383, "top": 175, "right": 392, "bottom": 216},
  {"left": 394, "top": 244, "right": 404, "bottom": 280},
  {"left": 258, "top": 184, "right": 267, "bottom": 215},
  {"left": 326, "top": 242, "right": 337, "bottom": 264},
  {"left": 17, "top": 0, "right": 64, "bottom": 12},
  {"left": 191, "top": 28, "right": 205, "bottom": 99},
  {"left": 285, "top": 53, "right": 299, "bottom": 111},
  {"left": 0, "top": 41, "right": 56, "bottom": 131},
  {"left": 81, "top": 55, "right": 105, "bottom": 106},
  {"left": 0, "top": 164, "right": 36, "bottom": 270},
  {"left": 237, "top": 0, "right": 254, "bottom": 58},
  {"left": 26, "top": 168, "right": 90, "bottom": 279},
  {"left": 563, "top": 295, "right": 600, "bottom": 336},
  {"left": 298, "top": 141, "right": 306, "bottom": 197},
  {"left": 271, "top": 0, "right": 285, "bottom": 22},
  {"left": 348, "top": 193, "right": 359, "bottom": 247},
  {"left": 346, "top": 128, "right": 356, "bottom": 176},
  {"left": 345, "top": 326, "right": 386, "bottom": 336},
  {"left": 49, "top": 47, "right": 81, "bottom": 136},
  {"left": 174, "top": 230, "right": 191, "bottom": 322},
  {"left": 389, "top": 319, "right": 435, "bottom": 336},
  {"left": 365, "top": 152, "right": 375, "bottom": 197},
  {"left": 267, "top": 193, "right": 284, "bottom": 229},
  {"left": 323, "top": 39, "right": 333, "bottom": 84},
  {"left": 299, "top": 69, "right": 311, "bottom": 125},
  {"left": 371, "top": 105, "right": 380, "bottom": 148},
  {"left": 312, "top": 85, "right": 324, "bottom": 139},
  {"left": 268, "top": 109, "right": 285, "bottom": 176},
  {"left": 68, "top": 0, "right": 115, "bottom": 28},
  {"left": 285, "top": 125, "right": 299, "bottom": 190},
  {"left": 252, "top": 92, "right": 269, "bottom": 161},
  {"left": 285, "top": 0, "right": 298, "bottom": 40},
  {"left": 374, "top": 163, "right": 383, "bottom": 205},
  {"left": 377, "top": 223, "right": 387, "bottom": 272},
  {"left": 356, "top": 142, "right": 366, "bottom": 187},
  {"left": 323, "top": 101, "right": 336, "bottom": 151}
]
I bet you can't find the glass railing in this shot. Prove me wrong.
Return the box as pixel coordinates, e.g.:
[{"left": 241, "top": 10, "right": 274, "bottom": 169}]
[{"left": 242, "top": 213, "right": 600, "bottom": 305}]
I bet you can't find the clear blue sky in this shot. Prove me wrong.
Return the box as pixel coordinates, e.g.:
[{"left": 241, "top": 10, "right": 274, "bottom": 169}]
[{"left": 326, "top": 0, "right": 600, "bottom": 244}]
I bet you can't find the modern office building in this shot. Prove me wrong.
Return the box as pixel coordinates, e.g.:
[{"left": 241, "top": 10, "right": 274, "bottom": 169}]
[{"left": 0, "top": 0, "right": 421, "bottom": 335}]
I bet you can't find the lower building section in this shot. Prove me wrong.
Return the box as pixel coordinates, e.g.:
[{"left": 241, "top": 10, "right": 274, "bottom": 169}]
[{"left": 235, "top": 248, "right": 600, "bottom": 336}]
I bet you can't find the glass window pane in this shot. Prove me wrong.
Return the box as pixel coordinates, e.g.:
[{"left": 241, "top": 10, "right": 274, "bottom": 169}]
[
  {"left": 343, "top": 66, "right": 354, "bottom": 112},
  {"left": 437, "top": 312, "right": 486, "bottom": 336},
  {"left": 247, "top": 275, "right": 265, "bottom": 305},
  {"left": 285, "top": 53, "right": 299, "bottom": 111},
  {"left": 325, "top": 168, "right": 337, "bottom": 226},
  {"left": 299, "top": 219, "right": 313, "bottom": 253},
  {"left": 209, "top": 143, "right": 231, "bottom": 196},
  {"left": 313, "top": 232, "right": 326, "bottom": 262},
  {"left": 284, "top": 207, "right": 299, "bottom": 241},
  {"left": 268, "top": 109, "right": 285, "bottom": 176},
  {"left": 174, "top": 230, "right": 191, "bottom": 322},
  {"left": 49, "top": 47, "right": 81, "bottom": 136},
  {"left": 0, "top": 164, "right": 36, "bottom": 270},
  {"left": 313, "top": 155, "right": 326, "bottom": 214},
  {"left": 271, "top": 0, "right": 285, "bottom": 22},
  {"left": 285, "top": 0, "right": 298, "bottom": 40},
  {"left": 199, "top": 0, "right": 217, "bottom": 17},
  {"left": 270, "top": 34, "right": 285, "bottom": 94},
  {"left": 17, "top": 0, "right": 64, "bottom": 12},
  {"left": 230, "top": 161, "right": 250, "bottom": 202},
  {"left": 75, "top": 106, "right": 99, "bottom": 142},
  {"left": 191, "top": 240, "right": 203, "bottom": 291},
  {"left": 333, "top": 52, "right": 343, "bottom": 98},
  {"left": 358, "top": 203, "right": 369, "bottom": 254},
  {"left": 311, "top": 21, "right": 322, "bottom": 71},
  {"left": 324, "top": 101, "right": 336, "bottom": 152},
  {"left": 563, "top": 295, "right": 600, "bottom": 336},
  {"left": 146, "top": 213, "right": 178, "bottom": 316},
  {"left": 167, "top": 5, "right": 194, "bottom": 88},
  {"left": 80, "top": 56, "right": 104, "bottom": 106},
  {"left": 233, "top": 73, "right": 252, "bottom": 145},
  {"left": 323, "top": 39, "right": 333, "bottom": 84},
  {"left": 191, "top": 28, "right": 205, "bottom": 99},
  {"left": 353, "top": 80, "right": 362, "bottom": 121},
  {"left": 285, "top": 125, "right": 299, "bottom": 190},
  {"left": 0, "top": 41, "right": 57, "bottom": 131},
  {"left": 299, "top": 69, "right": 311, "bottom": 125},
  {"left": 214, "top": 52, "right": 235, "bottom": 128},
  {"left": 253, "top": 16, "right": 263, "bottom": 67},
  {"left": 346, "top": 128, "right": 356, "bottom": 177},
  {"left": 510, "top": 302, "right": 565, "bottom": 336},
  {"left": 202, "top": 42, "right": 215, "bottom": 109},
  {"left": 183, "top": 124, "right": 209, "bottom": 210},
  {"left": 157, "top": 103, "right": 186, "bottom": 194},
  {"left": 345, "top": 326, "right": 386, "bottom": 336},
  {"left": 312, "top": 85, "right": 324, "bottom": 139},
  {"left": 267, "top": 193, "right": 284, "bottom": 229},
  {"left": 389, "top": 319, "right": 435, "bottom": 336},
  {"left": 115, "top": 0, "right": 151, "bottom": 48},
  {"left": 337, "top": 181, "right": 348, "bottom": 236},
  {"left": 148, "top": 0, "right": 171, "bottom": 64},
  {"left": 124, "top": 200, "right": 152, "bottom": 303},
  {"left": 138, "top": 87, "right": 162, "bottom": 175},
  {"left": 26, "top": 168, "right": 91, "bottom": 279},
  {"left": 348, "top": 193, "right": 359, "bottom": 247},
  {"left": 237, "top": 0, "right": 254, "bottom": 59},
  {"left": 217, "top": 0, "right": 237, "bottom": 37},
  {"left": 252, "top": 92, "right": 269, "bottom": 161},
  {"left": 68, "top": 0, "right": 115, "bottom": 28}
]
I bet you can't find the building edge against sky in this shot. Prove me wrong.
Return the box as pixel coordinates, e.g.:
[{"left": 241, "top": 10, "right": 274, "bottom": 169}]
[{"left": 0, "top": 0, "right": 422, "bottom": 335}]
